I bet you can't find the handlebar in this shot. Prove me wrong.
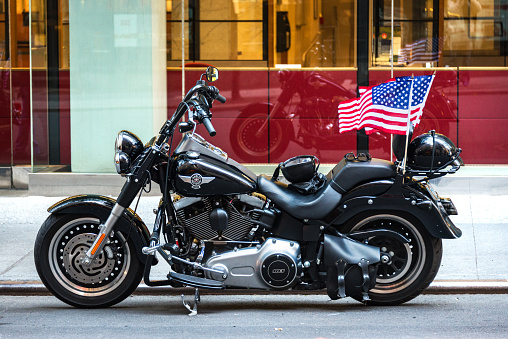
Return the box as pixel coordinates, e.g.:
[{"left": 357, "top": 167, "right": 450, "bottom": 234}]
[
  {"left": 202, "top": 117, "right": 216, "bottom": 136},
  {"left": 216, "top": 93, "right": 226, "bottom": 104},
  {"left": 159, "top": 78, "right": 227, "bottom": 139}
]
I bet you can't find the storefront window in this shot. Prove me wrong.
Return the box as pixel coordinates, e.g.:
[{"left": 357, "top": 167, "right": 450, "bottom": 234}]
[
  {"left": 277, "top": 0, "right": 355, "bottom": 67},
  {"left": 165, "top": 0, "right": 355, "bottom": 68},
  {"left": 0, "top": 2, "right": 6, "bottom": 65},
  {"left": 443, "top": 0, "right": 506, "bottom": 66},
  {"left": 59, "top": 0, "right": 68, "bottom": 69},
  {"left": 373, "top": 0, "right": 508, "bottom": 67},
  {"left": 167, "top": 0, "right": 267, "bottom": 67},
  {"left": 373, "top": 0, "right": 437, "bottom": 67}
]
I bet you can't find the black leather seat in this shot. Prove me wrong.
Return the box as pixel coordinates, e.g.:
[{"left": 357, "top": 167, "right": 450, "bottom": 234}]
[
  {"left": 257, "top": 176, "right": 342, "bottom": 220},
  {"left": 257, "top": 157, "right": 396, "bottom": 220},
  {"left": 326, "top": 158, "right": 396, "bottom": 194}
]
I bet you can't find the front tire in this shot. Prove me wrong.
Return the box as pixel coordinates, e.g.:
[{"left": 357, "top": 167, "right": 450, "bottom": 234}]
[
  {"left": 34, "top": 214, "right": 144, "bottom": 308},
  {"left": 340, "top": 214, "right": 442, "bottom": 305}
]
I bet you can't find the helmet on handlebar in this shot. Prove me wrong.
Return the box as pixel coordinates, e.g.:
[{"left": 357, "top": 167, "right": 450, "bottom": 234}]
[{"left": 406, "top": 131, "right": 463, "bottom": 172}]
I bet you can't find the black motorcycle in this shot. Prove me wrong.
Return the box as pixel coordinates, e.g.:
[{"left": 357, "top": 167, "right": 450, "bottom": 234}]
[{"left": 34, "top": 67, "right": 463, "bottom": 313}]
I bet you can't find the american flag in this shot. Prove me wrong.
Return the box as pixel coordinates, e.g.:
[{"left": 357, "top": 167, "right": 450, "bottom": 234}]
[
  {"left": 338, "top": 75, "right": 435, "bottom": 135},
  {"left": 398, "top": 37, "right": 445, "bottom": 66}
]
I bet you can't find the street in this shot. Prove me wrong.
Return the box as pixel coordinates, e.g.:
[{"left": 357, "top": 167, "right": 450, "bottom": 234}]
[{"left": 0, "top": 294, "right": 507, "bottom": 338}]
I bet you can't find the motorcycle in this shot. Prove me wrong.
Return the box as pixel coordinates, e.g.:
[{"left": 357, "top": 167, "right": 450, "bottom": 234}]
[{"left": 34, "top": 67, "right": 463, "bottom": 313}]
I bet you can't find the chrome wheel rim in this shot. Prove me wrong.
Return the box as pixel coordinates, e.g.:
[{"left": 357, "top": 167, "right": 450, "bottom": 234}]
[
  {"left": 351, "top": 215, "right": 426, "bottom": 294},
  {"left": 48, "top": 218, "right": 131, "bottom": 297}
]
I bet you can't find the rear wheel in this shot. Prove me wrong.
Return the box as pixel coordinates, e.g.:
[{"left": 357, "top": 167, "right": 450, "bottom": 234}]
[
  {"left": 34, "top": 214, "right": 144, "bottom": 308},
  {"left": 340, "top": 214, "right": 442, "bottom": 305}
]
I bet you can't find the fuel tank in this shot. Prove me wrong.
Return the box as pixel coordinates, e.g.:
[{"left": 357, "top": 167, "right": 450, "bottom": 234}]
[{"left": 173, "top": 153, "right": 257, "bottom": 196}]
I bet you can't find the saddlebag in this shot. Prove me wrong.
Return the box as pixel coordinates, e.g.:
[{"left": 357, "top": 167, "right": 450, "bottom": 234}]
[{"left": 323, "top": 234, "right": 380, "bottom": 301}]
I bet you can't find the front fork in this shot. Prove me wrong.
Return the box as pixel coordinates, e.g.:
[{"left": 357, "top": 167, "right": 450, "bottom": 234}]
[
  {"left": 81, "top": 172, "right": 149, "bottom": 266},
  {"left": 82, "top": 203, "right": 126, "bottom": 265}
]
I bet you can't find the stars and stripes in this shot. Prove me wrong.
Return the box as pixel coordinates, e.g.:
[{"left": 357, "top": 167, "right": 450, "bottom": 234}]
[
  {"left": 398, "top": 37, "right": 445, "bottom": 66},
  {"left": 338, "top": 75, "right": 435, "bottom": 135}
]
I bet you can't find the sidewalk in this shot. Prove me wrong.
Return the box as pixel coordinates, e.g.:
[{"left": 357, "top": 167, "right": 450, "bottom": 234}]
[{"left": 1, "top": 170, "right": 507, "bottom": 295}]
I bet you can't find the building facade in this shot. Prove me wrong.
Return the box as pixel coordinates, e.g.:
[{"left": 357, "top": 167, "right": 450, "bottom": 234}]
[{"left": 0, "top": 0, "right": 507, "bottom": 181}]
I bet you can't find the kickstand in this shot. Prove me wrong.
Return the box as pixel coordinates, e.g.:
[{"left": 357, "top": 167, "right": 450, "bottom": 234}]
[{"left": 181, "top": 288, "right": 201, "bottom": 316}]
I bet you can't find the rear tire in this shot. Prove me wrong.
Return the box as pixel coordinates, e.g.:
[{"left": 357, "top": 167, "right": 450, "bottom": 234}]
[
  {"left": 34, "top": 214, "right": 144, "bottom": 308},
  {"left": 340, "top": 214, "right": 442, "bottom": 305}
]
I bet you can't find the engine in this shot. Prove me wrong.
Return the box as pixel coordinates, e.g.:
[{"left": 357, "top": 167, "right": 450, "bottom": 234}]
[
  {"left": 173, "top": 193, "right": 269, "bottom": 241},
  {"left": 204, "top": 237, "right": 302, "bottom": 290},
  {"left": 173, "top": 194, "right": 301, "bottom": 290}
]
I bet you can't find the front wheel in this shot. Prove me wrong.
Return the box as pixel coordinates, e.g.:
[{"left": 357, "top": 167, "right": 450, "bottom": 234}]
[
  {"left": 340, "top": 214, "right": 442, "bottom": 305},
  {"left": 230, "top": 111, "right": 291, "bottom": 162},
  {"left": 34, "top": 214, "right": 144, "bottom": 308}
]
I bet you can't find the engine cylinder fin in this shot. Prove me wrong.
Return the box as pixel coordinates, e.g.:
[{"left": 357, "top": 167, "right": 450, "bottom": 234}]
[{"left": 175, "top": 197, "right": 260, "bottom": 241}]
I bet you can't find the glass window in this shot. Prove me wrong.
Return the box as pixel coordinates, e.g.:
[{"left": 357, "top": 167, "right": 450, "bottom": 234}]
[
  {"left": 0, "top": 1, "right": 7, "bottom": 66},
  {"left": 443, "top": 0, "right": 506, "bottom": 66},
  {"left": 60, "top": 0, "right": 69, "bottom": 69},
  {"left": 373, "top": 0, "right": 438, "bottom": 67},
  {"left": 275, "top": 0, "right": 355, "bottom": 67},
  {"left": 373, "top": 0, "right": 508, "bottom": 68},
  {"left": 167, "top": 0, "right": 267, "bottom": 67},
  {"left": 166, "top": 0, "right": 356, "bottom": 68}
]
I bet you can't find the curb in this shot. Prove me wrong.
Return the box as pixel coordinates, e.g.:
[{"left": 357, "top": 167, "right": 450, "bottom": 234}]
[{"left": 1, "top": 280, "right": 507, "bottom": 296}]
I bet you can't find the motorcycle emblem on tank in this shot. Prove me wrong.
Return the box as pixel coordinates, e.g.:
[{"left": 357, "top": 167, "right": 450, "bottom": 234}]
[{"left": 179, "top": 173, "right": 215, "bottom": 189}]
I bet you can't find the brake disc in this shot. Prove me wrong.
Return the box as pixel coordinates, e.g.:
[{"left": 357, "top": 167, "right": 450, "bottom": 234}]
[{"left": 62, "top": 233, "right": 115, "bottom": 284}]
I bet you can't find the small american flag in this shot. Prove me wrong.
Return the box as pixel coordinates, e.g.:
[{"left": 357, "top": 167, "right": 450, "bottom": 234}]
[
  {"left": 398, "top": 37, "right": 445, "bottom": 66},
  {"left": 338, "top": 75, "right": 435, "bottom": 135}
]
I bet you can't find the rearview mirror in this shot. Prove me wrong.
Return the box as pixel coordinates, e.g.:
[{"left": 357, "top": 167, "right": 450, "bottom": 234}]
[{"left": 206, "top": 67, "right": 219, "bottom": 82}]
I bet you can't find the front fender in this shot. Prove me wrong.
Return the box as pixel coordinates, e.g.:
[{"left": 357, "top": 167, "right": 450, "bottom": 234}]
[{"left": 48, "top": 194, "right": 152, "bottom": 263}]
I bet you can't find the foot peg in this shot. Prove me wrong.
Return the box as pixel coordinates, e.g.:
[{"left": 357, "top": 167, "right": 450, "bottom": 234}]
[{"left": 181, "top": 288, "right": 200, "bottom": 316}]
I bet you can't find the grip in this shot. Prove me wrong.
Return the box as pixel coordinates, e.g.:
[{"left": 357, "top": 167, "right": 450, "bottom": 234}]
[
  {"left": 216, "top": 94, "right": 226, "bottom": 104},
  {"left": 202, "top": 117, "right": 216, "bottom": 136}
]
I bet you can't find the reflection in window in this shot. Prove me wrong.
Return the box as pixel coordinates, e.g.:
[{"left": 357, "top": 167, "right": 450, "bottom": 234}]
[
  {"left": 166, "top": 0, "right": 356, "bottom": 68},
  {"left": 167, "top": 0, "right": 267, "bottom": 67},
  {"left": 275, "top": 0, "right": 355, "bottom": 67},
  {"left": 443, "top": 0, "right": 506, "bottom": 66},
  {"left": 0, "top": 2, "right": 6, "bottom": 66},
  {"left": 373, "top": 0, "right": 508, "bottom": 68}
]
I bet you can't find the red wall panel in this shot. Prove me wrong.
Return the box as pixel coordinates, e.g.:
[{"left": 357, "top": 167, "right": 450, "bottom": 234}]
[
  {"left": 11, "top": 70, "right": 31, "bottom": 165},
  {"left": 0, "top": 69, "right": 11, "bottom": 165},
  {"left": 267, "top": 69, "right": 358, "bottom": 163},
  {"left": 458, "top": 70, "right": 508, "bottom": 164},
  {"left": 55, "top": 68, "right": 508, "bottom": 166}
]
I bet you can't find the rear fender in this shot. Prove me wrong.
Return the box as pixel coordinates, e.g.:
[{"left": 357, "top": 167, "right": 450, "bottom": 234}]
[
  {"left": 328, "top": 194, "right": 462, "bottom": 239},
  {"left": 47, "top": 195, "right": 152, "bottom": 263}
]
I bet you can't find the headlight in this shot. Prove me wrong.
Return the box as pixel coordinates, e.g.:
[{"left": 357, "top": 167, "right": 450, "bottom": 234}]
[
  {"left": 115, "top": 130, "right": 144, "bottom": 159},
  {"left": 114, "top": 151, "right": 131, "bottom": 175},
  {"left": 114, "top": 131, "right": 143, "bottom": 175}
]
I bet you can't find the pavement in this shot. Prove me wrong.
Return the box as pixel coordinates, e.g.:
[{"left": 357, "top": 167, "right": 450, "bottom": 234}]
[{"left": 0, "top": 167, "right": 507, "bottom": 296}]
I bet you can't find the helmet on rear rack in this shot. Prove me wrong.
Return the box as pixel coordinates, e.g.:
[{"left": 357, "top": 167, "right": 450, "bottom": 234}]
[{"left": 407, "top": 131, "right": 463, "bottom": 173}]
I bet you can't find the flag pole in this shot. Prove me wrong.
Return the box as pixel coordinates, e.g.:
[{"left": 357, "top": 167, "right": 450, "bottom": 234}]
[
  {"left": 390, "top": 0, "right": 394, "bottom": 162},
  {"left": 401, "top": 75, "right": 414, "bottom": 175}
]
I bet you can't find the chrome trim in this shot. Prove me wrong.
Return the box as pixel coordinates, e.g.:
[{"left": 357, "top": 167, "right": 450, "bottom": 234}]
[{"left": 83, "top": 203, "right": 126, "bottom": 263}]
